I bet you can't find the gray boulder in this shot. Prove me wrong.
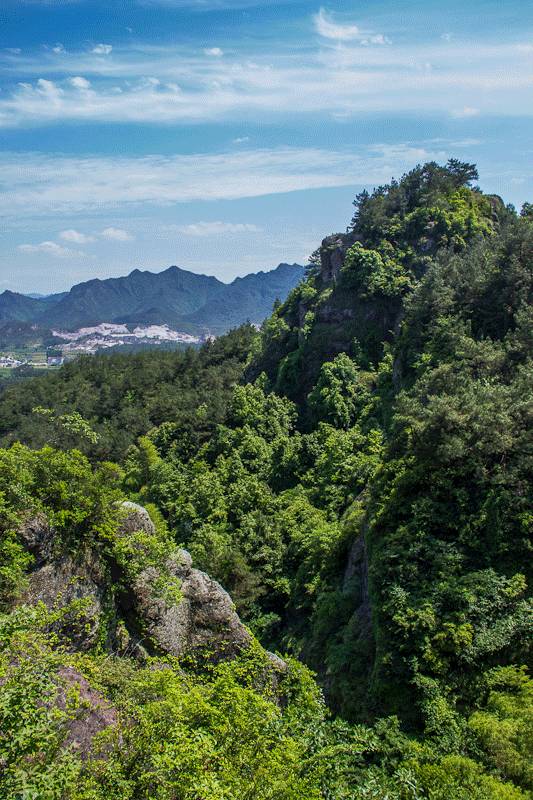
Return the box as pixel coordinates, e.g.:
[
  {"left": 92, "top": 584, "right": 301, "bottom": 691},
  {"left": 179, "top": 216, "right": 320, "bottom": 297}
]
[
  {"left": 18, "top": 513, "right": 110, "bottom": 650},
  {"left": 16, "top": 502, "right": 283, "bottom": 671},
  {"left": 56, "top": 666, "right": 118, "bottom": 758},
  {"left": 119, "top": 501, "right": 156, "bottom": 536},
  {"left": 18, "top": 511, "right": 54, "bottom": 565},
  {"left": 118, "top": 502, "right": 251, "bottom": 661}
]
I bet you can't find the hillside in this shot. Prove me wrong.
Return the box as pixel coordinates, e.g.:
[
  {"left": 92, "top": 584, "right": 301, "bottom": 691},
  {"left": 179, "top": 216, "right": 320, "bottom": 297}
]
[
  {"left": 0, "top": 290, "right": 48, "bottom": 323},
  {"left": 184, "top": 262, "right": 306, "bottom": 332},
  {"left": 0, "top": 325, "right": 256, "bottom": 460},
  {"left": 0, "top": 161, "right": 531, "bottom": 800},
  {"left": 0, "top": 262, "right": 305, "bottom": 334}
]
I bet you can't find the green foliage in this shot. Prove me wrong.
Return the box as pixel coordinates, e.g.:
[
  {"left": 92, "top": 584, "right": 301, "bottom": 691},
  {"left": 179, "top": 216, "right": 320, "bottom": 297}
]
[
  {"left": 1, "top": 607, "right": 528, "bottom": 800},
  {"left": 520, "top": 202, "right": 533, "bottom": 219},
  {"left": 0, "top": 444, "right": 123, "bottom": 566},
  {"left": 32, "top": 406, "right": 100, "bottom": 448},
  {"left": 0, "top": 495, "right": 32, "bottom": 610},
  {"left": 341, "top": 243, "right": 411, "bottom": 298},
  {"left": 0, "top": 612, "right": 82, "bottom": 799},
  {"left": 308, "top": 353, "right": 373, "bottom": 429},
  {"left": 0, "top": 324, "right": 257, "bottom": 461},
  {"left": 411, "top": 755, "right": 527, "bottom": 799},
  {"left": 0, "top": 161, "right": 531, "bottom": 798},
  {"left": 469, "top": 667, "right": 533, "bottom": 790}
]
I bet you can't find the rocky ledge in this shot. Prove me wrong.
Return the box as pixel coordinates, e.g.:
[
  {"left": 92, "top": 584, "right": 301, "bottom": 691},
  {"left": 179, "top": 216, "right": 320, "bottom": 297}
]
[{"left": 17, "top": 501, "right": 279, "bottom": 669}]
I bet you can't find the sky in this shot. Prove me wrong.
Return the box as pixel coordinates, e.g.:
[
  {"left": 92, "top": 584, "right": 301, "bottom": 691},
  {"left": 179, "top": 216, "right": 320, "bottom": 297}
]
[{"left": 1, "top": 0, "right": 532, "bottom": 294}]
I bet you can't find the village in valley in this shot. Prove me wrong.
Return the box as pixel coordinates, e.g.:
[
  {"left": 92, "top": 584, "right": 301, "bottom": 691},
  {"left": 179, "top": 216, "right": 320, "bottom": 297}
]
[{"left": 0, "top": 322, "right": 213, "bottom": 378}]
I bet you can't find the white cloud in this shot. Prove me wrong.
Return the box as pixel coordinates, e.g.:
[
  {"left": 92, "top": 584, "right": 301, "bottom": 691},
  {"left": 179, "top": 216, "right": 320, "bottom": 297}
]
[
  {"left": 60, "top": 228, "right": 94, "bottom": 243},
  {"left": 313, "top": 8, "right": 390, "bottom": 45},
  {"left": 2, "top": 33, "right": 528, "bottom": 128},
  {"left": 100, "top": 227, "right": 134, "bottom": 241},
  {"left": 313, "top": 8, "right": 361, "bottom": 41},
  {"left": 233, "top": 136, "right": 250, "bottom": 143},
  {"left": 204, "top": 47, "right": 223, "bottom": 57},
  {"left": 69, "top": 76, "right": 91, "bottom": 90},
  {"left": 5, "top": 48, "right": 21, "bottom": 55},
  {"left": 32, "top": 78, "right": 63, "bottom": 104},
  {"left": 452, "top": 106, "right": 480, "bottom": 118},
  {"left": 174, "top": 221, "right": 261, "bottom": 236},
  {"left": 361, "top": 34, "right": 391, "bottom": 46},
  {"left": 52, "top": 43, "right": 65, "bottom": 54},
  {"left": 0, "top": 144, "right": 447, "bottom": 218},
  {"left": 17, "top": 240, "right": 81, "bottom": 257},
  {"left": 92, "top": 44, "right": 113, "bottom": 55}
]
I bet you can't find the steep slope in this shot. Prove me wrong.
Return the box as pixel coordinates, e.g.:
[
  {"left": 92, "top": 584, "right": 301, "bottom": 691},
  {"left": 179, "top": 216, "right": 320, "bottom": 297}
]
[
  {"left": 185, "top": 263, "right": 305, "bottom": 332},
  {"left": 243, "top": 160, "right": 532, "bottom": 723},
  {"left": 0, "top": 290, "right": 48, "bottom": 322},
  {"left": 1, "top": 264, "right": 304, "bottom": 335},
  {"left": 42, "top": 265, "right": 224, "bottom": 329},
  {"left": 1, "top": 161, "right": 531, "bottom": 800}
]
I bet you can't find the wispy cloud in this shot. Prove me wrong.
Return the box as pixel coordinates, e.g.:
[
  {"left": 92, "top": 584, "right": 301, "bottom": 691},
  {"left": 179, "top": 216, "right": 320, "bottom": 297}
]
[
  {"left": 92, "top": 44, "right": 113, "bottom": 55},
  {"left": 69, "top": 76, "right": 91, "bottom": 90},
  {"left": 18, "top": 240, "right": 83, "bottom": 257},
  {"left": 60, "top": 228, "right": 94, "bottom": 243},
  {"left": 204, "top": 47, "right": 223, "bottom": 57},
  {"left": 0, "top": 143, "right": 448, "bottom": 219},
  {"left": 313, "top": 8, "right": 361, "bottom": 42},
  {"left": 173, "top": 221, "right": 261, "bottom": 235},
  {"left": 0, "top": 33, "right": 531, "bottom": 127},
  {"left": 100, "top": 227, "right": 134, "bottom": 241},
  {"left": 452, "top": 106, "right": 480, "bottom": 118},
  {"left": 313, "top": 8, "right": 390, "bottom": 45}
]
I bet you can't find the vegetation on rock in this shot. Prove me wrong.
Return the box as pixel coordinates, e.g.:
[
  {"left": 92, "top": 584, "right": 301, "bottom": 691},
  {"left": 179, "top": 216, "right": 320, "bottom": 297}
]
[{"left": 0, "top": 161, "right": 531, "bottom": 799}]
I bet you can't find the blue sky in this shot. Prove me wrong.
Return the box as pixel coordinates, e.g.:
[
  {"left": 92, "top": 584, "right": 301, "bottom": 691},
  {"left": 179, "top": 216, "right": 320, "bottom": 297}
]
[{"left": 1, "top": 0, "right": 532, "bottom": 294}]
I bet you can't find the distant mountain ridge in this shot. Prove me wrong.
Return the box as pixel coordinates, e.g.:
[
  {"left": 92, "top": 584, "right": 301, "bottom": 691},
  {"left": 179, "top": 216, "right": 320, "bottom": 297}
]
[{"left": 0, "top": 263, "right": 304, "bottom": 334}]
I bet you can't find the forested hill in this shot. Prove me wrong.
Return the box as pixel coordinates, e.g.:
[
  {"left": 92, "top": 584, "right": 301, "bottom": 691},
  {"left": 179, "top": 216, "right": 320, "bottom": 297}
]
[
  {"left": 0, "top": 325, "right": 256, "bottom": 461},
  {"left": 0, "top": 261, "right": 304, "bottom": 333},
  {"left": 0, "top": 161, "right": 531, "bottom": 800}
]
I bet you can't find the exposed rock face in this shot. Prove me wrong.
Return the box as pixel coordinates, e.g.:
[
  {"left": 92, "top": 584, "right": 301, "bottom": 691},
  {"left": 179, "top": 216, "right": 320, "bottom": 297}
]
[
  {"left": 343, "top": 532, "right": 371, "bottom": 634},
  {"left": 56, "top": 666, "right": 118, "bottom": 759},
  {"left": 19, "top": 514, "right": 110, "bottom": 651},
  {"left": 119, "top": 501, "right": 155, "bottom": 536},
  {"left": 22, "top": 554, "right": 108, "bottom": 651},
  {"left": 319, "top": 232, "right": 357, "bottom": 283},
  {"left": 133, "top": 553, "right": 252, "bottom": 661},
  {"left": 17, "top": 502, "right": 276, "bottom": 668},
  {"left": 18, "top": 511, "right": 54, "bottom": 565},
  {"left": 118, "top": 502, "right": 252, "bottom": 661}
]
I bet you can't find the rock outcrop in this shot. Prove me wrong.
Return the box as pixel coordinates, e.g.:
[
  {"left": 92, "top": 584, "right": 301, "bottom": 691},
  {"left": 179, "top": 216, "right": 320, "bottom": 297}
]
[
  {"left": 319, "top": 232, "right": 358, "bottom": 284},
  {"left": 118, "top": 502, "right": 252, "bottom": 661},
  {"left": 56, "top": 666, "right": 118, "bottom": 759},
  {"left": 19, "top": 513, "right": 111, "bottom": 651},
  {"left": 17, "top": 502, "right": 258, "bottom": 666}
]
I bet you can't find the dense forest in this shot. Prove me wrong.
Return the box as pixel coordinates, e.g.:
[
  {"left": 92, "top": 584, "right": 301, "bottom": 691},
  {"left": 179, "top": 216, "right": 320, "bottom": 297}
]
[{"left": 0, "top": 161, "right": 531, "bottom": 799}]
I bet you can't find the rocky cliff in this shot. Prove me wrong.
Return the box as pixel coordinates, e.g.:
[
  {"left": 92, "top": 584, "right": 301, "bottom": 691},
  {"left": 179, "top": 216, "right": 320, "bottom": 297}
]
[{"left": 18, "top": 501, "right": 267, "bottom": 667}]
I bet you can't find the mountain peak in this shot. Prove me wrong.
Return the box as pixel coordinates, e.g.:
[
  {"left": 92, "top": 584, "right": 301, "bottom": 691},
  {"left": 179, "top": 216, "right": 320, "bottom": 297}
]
[{"left": 2, "top": 262, "right": 304, "bottom": 333}]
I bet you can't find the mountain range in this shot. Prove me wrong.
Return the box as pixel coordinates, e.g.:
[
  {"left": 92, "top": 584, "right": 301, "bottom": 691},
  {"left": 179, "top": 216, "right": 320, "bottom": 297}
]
[{"left": 0, "top": 263, "right": 304, "bottom": 335}]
